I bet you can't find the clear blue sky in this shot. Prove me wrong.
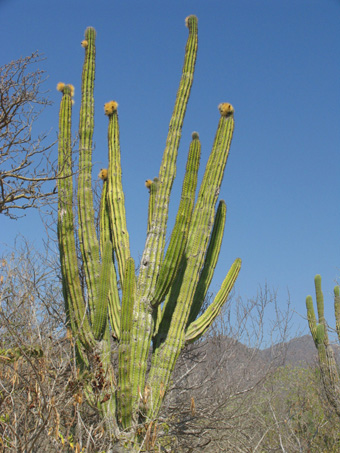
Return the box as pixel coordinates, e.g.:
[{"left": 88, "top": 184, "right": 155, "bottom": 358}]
[{"left": 1, "top": 0, "right": 339, "bottom": 335}]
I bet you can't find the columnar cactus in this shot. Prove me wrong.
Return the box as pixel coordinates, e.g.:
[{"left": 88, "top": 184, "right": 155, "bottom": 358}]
[
  {"left": 306, "top": 275, "right": 340, "bottom": 416},
  {"left": 57, "top": 16, "right": 241, "bottom": 446}
]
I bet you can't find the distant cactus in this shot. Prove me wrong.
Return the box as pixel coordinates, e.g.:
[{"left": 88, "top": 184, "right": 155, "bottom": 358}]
[
  {"left": 306, "top": 275, "right": 340, "bottom": 416},
  {"left": 57, "top": 16, "right": 241, "bottom": 447}
]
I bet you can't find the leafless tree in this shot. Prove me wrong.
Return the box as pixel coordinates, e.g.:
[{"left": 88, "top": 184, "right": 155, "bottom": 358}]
[
  {"left": 0, "top": 52, "right": 57, "bottom": 219},
  {"left": 0, "top": 239, "right": 100, "bottom": 452}
]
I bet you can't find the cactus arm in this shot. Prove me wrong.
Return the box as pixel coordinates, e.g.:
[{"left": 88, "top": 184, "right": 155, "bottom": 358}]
[
  {"left": 185, "top": 258, "right": 241, "bottom": 343},
  {"left": 316, "top": 323, "right": 325, "bottom": 345},
  {"left": 58, "top": 85, "right": 77, "bottom": 335},
  {"left": 334, "top": 286, "right": 340, "bottom": 342},
  {"left": 118, "top": 257, "right": 135, "bottom": 429},
  {"left": 93, "top": 239, "right": 112, "bottom": 340},
  {"left": 151, "top": 15, "right": 198, "bottom": 274},
  {"left": 57, "top": 85, "right": 95, "bottom": 349},
  {"left": 151, "top": 133, "right": 201, "bottom": 307},
  {"left": 99, "top": 175, "right": 110, "bottom": 246},
  {"left": 306, "top": 276, "right": 329, "bottom": 345},
  {"left": 184, "top": 104, "right": 234, "bottom": 265},
  {"left": 107, "top": 266, "right": 121, "bottom": 341},
  {"left": 187, "top": 200, "right": 227, "bottom": 325},
  {"left": 153, "top": 256, "right": 187, "bottom": 339},
  {"left": 129, "top": 16, "right": 198, "bottom": 411},
  {"left": 147, "top": 179, "right": 158, "bottom": 234},
  {"left": 147, "top": 105, "right": 235, "bottom": 417},
  {"left": 99, "top": 178, "right": 121, "bottom": 340},
  {"left": 314, "top": 275, "right": 331, "bottom": 346},
  {"left": 314, "top": 275, "right": 325, "bottom": 326},
  {"left": 105, "top": 101, "right": 131, "bottom": 285},
  {"left": 77, "top": 27, "right": 100, "bottom": 318},
  {"left": 306, "top": 295, "right": 318, "bottom": 344},
  {"left": 155, "top": 108, "right": 234, "bottom": 338},
  {"left": 136, "top": 15, "right": 198, "bottom": 297}
]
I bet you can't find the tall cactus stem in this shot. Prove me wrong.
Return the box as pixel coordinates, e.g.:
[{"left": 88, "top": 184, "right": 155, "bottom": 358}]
[
  {"left": 187, "top": 199, "right": 227, "bottom": 325},
  {"left": 99, "top": 178, "right": 121, "bottom": 339},
  {"left": 147, "top": 104, "right": 236, "bottom": 417},
  {"left": 118, "top": 257, "right": 136, "bottom": 428},
  {"left": 106, "top": 101, "right": 131, "bottom": 285},
  {"left": 57, "top": 85, "right": 95, "bottom": 350},
  {"left": 93, "top": 239, "right": 112, "bottom": 340},
  {"left": 147, "top": 178, "right": 159, "bottom": 234},
  {"left": 151, "top": 133, "right": 201, "bottom": 307},
  {"left": 129, "top": 16, "right": 198, "bottom": 411},
  {"left": 306, "top": 295, "right": 317, "bottom": 344},
  {"left": 77, "top": 26, "right": 100, "bottom": 319},
  {"left": 315, "top": 275, "right": 325, "bottom": 326}
]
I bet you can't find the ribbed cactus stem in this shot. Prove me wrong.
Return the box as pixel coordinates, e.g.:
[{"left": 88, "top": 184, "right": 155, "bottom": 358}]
[
  {"left": 187, "top": 200, "right": 227, "bottom": 325},
  {"left": 316, "top": 323, "right": 325, "bottom": 345},
  {"left": 106, "top": 101, "right": 130, "bottom": 285},
  {"left": 107, "top": 269, "right": 121, "bottom": 341},
  {"left": 78, "top": 26, "right": 100, "bottom": 319},
  {"left": 137, "top": 15, "right": 198, "bottom": 297},
  {"left": 129, "top": 17, "right": 198, "bottom": 412},
  {"left": 185, "top": 258, "right": 241, "bottom": 343},
  {"left": 147, "top": 179, "right": 158, "bottom": 234},
  {"left": 57, "top": 85, "right": 95, "bottom": 349},
  {"left": 118, "top": 257, "right": 136, "bottom": 428},
  {"left": 151, "top": 133, "right": 201, "bottom": 306},
  {"left": 306, "top": 295, "right": 317, "bottom": 344},
  {"left": 315, "top": 275, "right": 325, "bottom": 325},
  {"left": 99, "top": 173, "right": 121, "bottom": 340},
  {"left": 146, "top": 104, "right": 236, "bottom": 417},
  {"left": 93, "top": 240, "right": 112, "bottom": 340},
  {"left": 99, "top": 176, "right": 110, "bottom": 245}
]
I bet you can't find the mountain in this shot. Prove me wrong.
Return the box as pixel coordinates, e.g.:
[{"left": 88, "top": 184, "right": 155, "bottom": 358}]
[{"left": 261, "top": 334, "right": 340, "bottom": 367}]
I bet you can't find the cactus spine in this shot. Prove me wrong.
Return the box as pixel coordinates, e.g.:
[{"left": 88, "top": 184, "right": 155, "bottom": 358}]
[
  {"left": 306, "top": 275, "right": 340, "bottom": 416},
  {"left": 57, "top": 16, "right": 241, "bottom": 446}
]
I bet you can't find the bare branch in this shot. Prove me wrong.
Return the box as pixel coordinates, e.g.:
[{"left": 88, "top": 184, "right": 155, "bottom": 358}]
[{"left": 0, "top": 52, "right": 58, "bottom": 218}]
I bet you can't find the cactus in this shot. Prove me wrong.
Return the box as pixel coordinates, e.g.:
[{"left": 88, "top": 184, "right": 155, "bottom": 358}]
[
  {"left": 57, "top": 16, "right": 241, "bottom": 446},
  {"left": 306, "top": 275, "right": 340, "bottom": 416}
]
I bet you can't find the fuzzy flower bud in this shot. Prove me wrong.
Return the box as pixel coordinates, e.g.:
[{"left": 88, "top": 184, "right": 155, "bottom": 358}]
[
  {"left": 104, "top": 101, "right": 118, "bottom": 116},
  {"left": 218, "top": 103, "right": 234, "bottom": 117}
]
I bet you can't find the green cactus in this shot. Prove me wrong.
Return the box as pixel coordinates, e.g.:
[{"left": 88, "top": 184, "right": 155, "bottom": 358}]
[
  {"left": 306, "top": 275, "right": 340, "bottom": 417},
  {"left": 57, "top": 16, "right": 241, "bottom": 446}
]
